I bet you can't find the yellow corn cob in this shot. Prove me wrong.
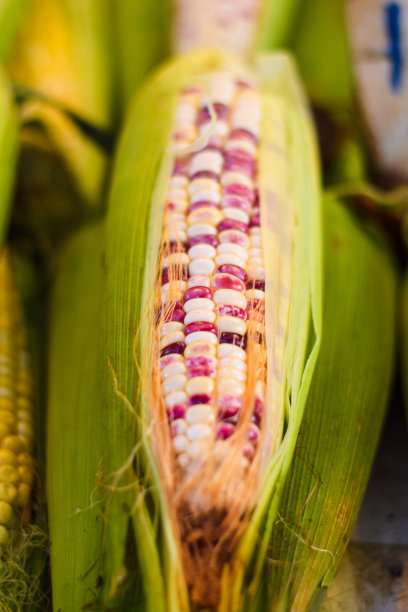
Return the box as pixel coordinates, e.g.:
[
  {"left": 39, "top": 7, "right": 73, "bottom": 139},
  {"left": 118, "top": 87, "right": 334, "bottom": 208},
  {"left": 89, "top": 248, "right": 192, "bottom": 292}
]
[{"left": 0, "top": 248, "right": 35, "bottom": 547}]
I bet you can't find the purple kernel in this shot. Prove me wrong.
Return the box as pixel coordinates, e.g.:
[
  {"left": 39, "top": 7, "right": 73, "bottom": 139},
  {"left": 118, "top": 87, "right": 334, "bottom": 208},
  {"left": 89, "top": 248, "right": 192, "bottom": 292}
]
[
  {"left": 190, "top": 171, "right": 219, "bottom": 181},
  {"left": 221, "top": 195, "right": 251, "bottom": 214},
  {"left": 218, "top": 218, "right": 248, "bottom": 234},
  {"left": 185, "top": 355, "right": 216, "bottom": 369},
  {"left": 172, "top": 163, "right": 189, "bottom": 176},
  {"left": 185, "top": 321, "right": 217, "bottom": 335},
  {"left": 188, "top": 234, "right": 219, "bottom": 248},
  {"left": 189, "top": 394, "right": 212, "bottom": 405},
  {"left": 247, "top": 280, "right": 265, "bottom": 291},
  {"left": 243, "top": 443, "right": 255, "bottom": 459},
  {"left": 254, "top": 397, "right": 263, "bottom": 416},
  {"left": 225, "top": 149, "right": 255, "bottom": 163},
  {"left": 251, "top": 412, "right": 261, "bottom": 427},
  {"left": 162, "top": 268, "right": 188, "bottom": 285},
  {"left": 168, "top": 241, "right": 187, "bottom": 252},
  {"left": 248, "top": 424, "right": 260, "bottom": 442},
  {"left": 223, "top": 184, "right": 254, "bottom": 202},
  {"left": 217, "top": 264, "right": 247, "bottom": 283},
  {"left": 219, "top": 230, "right": 249, "bottom": 248},
  {"left": 216, "top": 423, "right": 235, "bottom": 440},
  {"left": 184, "top": 286, "right": 212, "bottom": 301},
  {"left": 218, "top": 405, "right": 240, "bottom": 419},
  {"left": 223, "top": 161, "right": 255, "bottom": 177},
  {"left": 160, "top": 342, "right": 185, "bottom": 357},
  {"left": 218, "top": 394, "right": 243, "bottom": 413},
  {"left": 164, "top": 308, "right": 185, "bottom": 323},
  {"left": 188, "top": 201, "right": 219, "bottom": 212},
  {"left": 212, "top": 273, "right": 245, "bottom": 293},
  {"left": 216, "top": 304, "right": 247, "bottom": 320},
  {"left": 187, "top": 366, "right": 216, "bottom": 378},
  {"left": 250, "top": 214, "right": 260, "bottom": 227},
  {"left": 229, "top": 129, "right": 258, "bottom": 144},
  {"left": 197, "top": 107, "right": 211, "bottom": 125},
  {"left": 246, "top": 298, "right": 261, "bottom": 310},
  {"left": 219, "top": 332, "right": 246, "bottom": 348},
  {"left": 167, "top": 404, "right": 186, "bottom": 420}
]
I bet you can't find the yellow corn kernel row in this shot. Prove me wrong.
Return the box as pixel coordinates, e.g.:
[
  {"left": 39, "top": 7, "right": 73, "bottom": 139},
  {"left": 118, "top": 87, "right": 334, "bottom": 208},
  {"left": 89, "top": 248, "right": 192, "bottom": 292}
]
[{"left": 0, "top": 249, "right": 35, "bottom": 546}]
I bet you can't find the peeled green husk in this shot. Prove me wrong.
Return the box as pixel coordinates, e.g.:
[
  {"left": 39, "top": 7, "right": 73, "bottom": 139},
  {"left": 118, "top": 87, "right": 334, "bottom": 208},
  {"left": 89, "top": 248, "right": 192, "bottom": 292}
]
[
  {"left": 0, "top": 0, "right": 30, "bottom": 63},
  {"left": 46, "top": 49, "right": 396, "bottom": 611}
]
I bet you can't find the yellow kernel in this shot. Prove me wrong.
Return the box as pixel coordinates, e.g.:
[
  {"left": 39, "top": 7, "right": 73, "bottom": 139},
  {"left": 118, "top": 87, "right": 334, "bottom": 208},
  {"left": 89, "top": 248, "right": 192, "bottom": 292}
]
[
  {"left": 0, "top": 376, "right": 14, "bottom": 388},
  {"left": 0, "top": 398, "right": 14, "bottom": 411},
  {"left": 17, "top": 409, "right": 32, "bottom": 423},
  {"left": 0, "top": 423, "right": 10, "bottom": 439},
  {"left": 0, "top": 465, "right": 19, "bottom": 485},
  {"left": 17, "top": 397, "right": 31, "bottom": 411},
  {"left": 18, "top": 465, "right": 34, "bottom": 486},
  {"left": 0, "top": 482, "right": 17, "bottom": 503},
  {"left": 0, "top": 501, "right": 13, "bottom": 525},
  {"left": 0, "top": 525, "right": 9, "bottom": 545},
  {"left": 0, "top": 410, "right": 15, "bottom": 427},
  {"left": 0, "top": 449, "right": 17, "bottom": 466},
  {"left": 16, "top": 483, "right": 31, "bottom": 508},
  {"left": 18, "top": 452, "right": 33, "bottom": 467},
  {"left": 19, "top": 436, "right": 32, "bottom": 454},
  {"left": 1, "top": 435, "right": 25, "bottom": 454}
]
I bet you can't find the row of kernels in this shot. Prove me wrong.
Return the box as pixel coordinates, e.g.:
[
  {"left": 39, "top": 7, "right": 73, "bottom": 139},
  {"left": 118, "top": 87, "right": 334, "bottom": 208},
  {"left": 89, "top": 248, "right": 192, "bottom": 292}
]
[
  {"left": 172, "top": 88, "right": 201, "bottom": 147},
  {"left": 247, "top": 226, "right": 265, "bottom": 283}
]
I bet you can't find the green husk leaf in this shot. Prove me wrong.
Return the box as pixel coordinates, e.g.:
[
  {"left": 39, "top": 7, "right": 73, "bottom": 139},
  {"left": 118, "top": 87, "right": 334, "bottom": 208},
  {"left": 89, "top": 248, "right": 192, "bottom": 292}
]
[
  {"left": 0, "top": 68, "right": 18, "bottom": 245},
  {"left": 47, "top": 222, "right": 145, "bottom": 610},
  {"left": 104, "top": 49, "right": 321, "bottom": 610},
  {"left": 0, "top": 0, "right": 30, "bottom": 62},
  {"left": 262, "top": 196, "right": 397, "bottom": 611}
]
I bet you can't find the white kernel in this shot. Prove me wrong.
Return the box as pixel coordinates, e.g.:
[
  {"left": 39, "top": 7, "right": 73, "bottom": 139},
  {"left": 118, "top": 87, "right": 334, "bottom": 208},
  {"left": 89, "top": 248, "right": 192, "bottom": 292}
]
[
  {"left": 191, "top": 152, "right": 223, "bottom": 174},
  {"left": 160, "top": 322, "right": 184, "bottom": 337},
  {"left": 161, "top": 291, "right": 184, "bottom": 305},
  {"left": 217, "top": 243, "right": 248, "bottom": 260},
  {"left": 163, "top": 252, "right": 189, "bottom": 267},
  {"left": 213, "top": 289, "right": 247, "bottom": 309},
  {"left": 161, "top": 281, "right": 187, "bottom": 295},
  {"left": 219, "top": 357, "right": 247, "bottom": 371},
  {"left": 190, "top": 190, "right": 221, "bottom": 205},
  {"left": 189, "top": 258, "right": 216, "bottom": 276},
  {"left": 168, "top": 187, "right": 187, "bottom": 200},
  {"left": 218, "top": 344, "right": 247, "bottom": 360},
  {"left": 187, "top": 274, "right": 211, "bottom": 288},
  {"left": 216, "top": 316, "right": 247, "bottom": 336},
  {"left": 184, "top": 309, "right": 216, "bottom": 325},
  {"left": 170, "top": 175, "right": 188, "bottom": 188},
  {"left": 165, "top": 391, "right": 188, "bottom": 408},
  {"left": 165, "top": 212, "right": 185, "bottom": 223},
  {"left": 248, "top": 257, "right": 263, "bottom": 267},
  {"left": 167, "top": 198, "right": 188, "bottom": 212},
  {"left": 218, "top": 378, "right": 245, "bottom": 396},
  {"left": 218, "top": 367, "right": 246, "bottom": 383},
  {"left": 160, "top": 354, "right": 183, "bottom": 369},
  {"left": 162, "top": 374, "right": 187, "bottom": 395},
  {"left": 192, "top": 150, "right": 223, "bottom": 168},
  {"left": 222, "top": 207, "right": 249, "bottom": 224},
  {"left": 161, "top": 361, "right": 186, "bottom": 379},
  {"left": 171, "top": 418, "right": 188, "bottom": 436},
  {"left": 188, "top": 207, "right": 222, "bottom": 226},
  {"left": 215, "top": 253, "right": 246, "bottom": 269},
  {"left": 221, "top": 172, "right": 253, "bottom": 188},
  {"left": 177, "top": 453, "right": 190, "bottom": 467},
  {"left": 185, "top": 404, "right": 214, "bottom": 424},
  {"left": 169, "top": 230, "right": 188, "bottom": 243},
  {"left": 173, "top": 435, "right": 188, "bottom": 452},
  {"left": 225, "top": 139, "right": 257, "bottom": 156},
  {"left": 250, "top": 235, "right": 262, "bottom": 247},
  {"left": 187, "top": 423, "right": 212, "bottom": 441},
  {"left": 249, "top": 227, "right": 261, "bottom": 236},
  {"left": 188, "top": 178, "right": 219, "bottom": 194},
  {"left": 160, "top": 331, "right": 186, "bottom": 349},
  {"left": 187, "top": 223, "right": 217, "bottom": 237},
  {"left": 188, "top": 244, "right": 216, "bottom": 260},
  {"left": 185, "top": 331, "right": 217, "bottom": 346},
  {"left": 186, "top": 376, "right": 215, "bottom": 396},
  {"left": 245, "top": 289, "right": 265, "bottom": 301},
  {"left": 183, "top": 298, "right": 214, "bottom": 313},
  {"left": 247, "top": 265, "right": 265, "bottom": 282},
  {"left": 175, "top": 103, "right": 196, "bottom": 123},
  {"left": 187, "top": 440, "right": 207, "bottom": 458},
  {"left": 248, "top": 247, "right": 262, "bottom": 258}
]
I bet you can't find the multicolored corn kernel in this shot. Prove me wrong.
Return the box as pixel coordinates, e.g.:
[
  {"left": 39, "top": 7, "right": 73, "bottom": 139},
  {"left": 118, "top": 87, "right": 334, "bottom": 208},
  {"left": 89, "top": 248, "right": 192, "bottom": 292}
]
[
  {"left": 0, "top": 249, "right": 35, "bottom": 545},
  {"left": 154, "top": 73, "right": 268, "bottom": 487}
]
